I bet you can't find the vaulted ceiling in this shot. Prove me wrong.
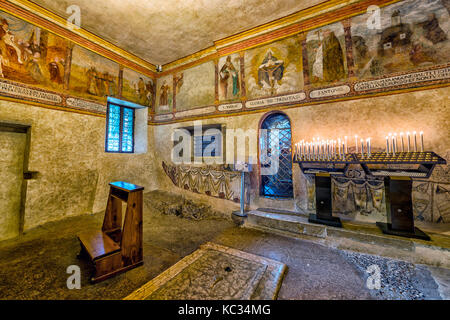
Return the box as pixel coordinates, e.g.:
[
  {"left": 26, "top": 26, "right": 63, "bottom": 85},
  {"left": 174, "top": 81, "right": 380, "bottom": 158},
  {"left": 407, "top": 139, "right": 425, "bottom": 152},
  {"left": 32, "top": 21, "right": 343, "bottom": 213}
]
[{"left": 29, "top": 0, "right": 328, "bottom": 65}]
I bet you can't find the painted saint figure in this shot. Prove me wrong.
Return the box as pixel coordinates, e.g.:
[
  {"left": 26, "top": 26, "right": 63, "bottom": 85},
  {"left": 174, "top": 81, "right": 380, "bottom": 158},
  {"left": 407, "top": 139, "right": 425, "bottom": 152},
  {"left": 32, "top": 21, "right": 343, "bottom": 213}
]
[
  {"left": 258, "top": 50, "right": 284, "bottom": 91},
  {"left": 48, "top": 60, "right": 62, "bottom": 84},
  {"left": 159, "top": 80, "right": 170, "bottom": 107},
  {"left": 219, "top": 56, "right": 239, "bottom": 100},
  {"left": 322, "top": 29, "right": 345, "bottom": 82},
  {"left": 86, "top": 66, "right": 99, "bottom": 96}
]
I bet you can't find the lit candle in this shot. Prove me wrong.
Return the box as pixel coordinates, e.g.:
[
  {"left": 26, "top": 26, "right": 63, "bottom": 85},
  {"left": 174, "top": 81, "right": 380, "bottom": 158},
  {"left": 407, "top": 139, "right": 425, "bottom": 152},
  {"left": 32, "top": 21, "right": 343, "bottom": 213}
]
[
  {"left": 361, "top": 139, "right": 364, "bottom": 158},
  {"left": 333, "top": 140, "right": 336, "bottom": 158},
  {"left": 413, "top": 131, "right": 417, "bottom": 152},
  {"left": 338, "top": 138, "right": 341, "bottom": 158},
  {"left": 326, "top": 140, "right": 330, "bottom": 160},
  {"left": 366, "top": 138, "right": 371, "bottom": 157},
  {"left": 344, "top": 136, "right": 348, "bottom": 153},
  {"left": 394, "top": 133, "right": 398, "bottom": 153},
  {"left": 312, "top": 139, "right": 316, "bottom": 159},
  {"left": 420, "top": 131, "right": 424, "bottom": 152},
  {"left": 386, "top": 136, "right": 389, "bottom": 154},
  {"left": 392, "top": 134, "right": 396, "bottom": 155},
  {"left": 406, "top": 131, "right": 411, "bottom": 152},
  {"left": 400, "top": 132, "right": 404, "bottom": 152},
  {"left": 355, "top": 135, "right": 358, "bottom": 153},
  {"left": 342, "top": 140, "right": 345, "bottom": 158},
  {"left": 322, "top": 140, "right": 326, "bottom": 160}
]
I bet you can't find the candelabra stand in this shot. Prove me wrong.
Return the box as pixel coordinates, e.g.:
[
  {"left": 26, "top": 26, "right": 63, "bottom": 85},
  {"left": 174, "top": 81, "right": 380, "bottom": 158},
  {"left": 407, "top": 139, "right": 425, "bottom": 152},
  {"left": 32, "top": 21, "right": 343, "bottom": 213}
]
[
  {"left": 295, "top": 153, "right": 356, "bottom": 228},
  {"left": 294, "top": 151, "right": 446, "bottom": 240},
  {"left": 357, "top": 151, "right": 446, "bottom": 241}
]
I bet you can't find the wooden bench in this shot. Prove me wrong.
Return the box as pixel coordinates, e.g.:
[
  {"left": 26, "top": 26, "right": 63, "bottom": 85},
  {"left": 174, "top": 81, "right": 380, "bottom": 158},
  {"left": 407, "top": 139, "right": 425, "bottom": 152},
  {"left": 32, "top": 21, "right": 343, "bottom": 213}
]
[{"left": 77, "top": 181, "right": 144, "bottom": 283}]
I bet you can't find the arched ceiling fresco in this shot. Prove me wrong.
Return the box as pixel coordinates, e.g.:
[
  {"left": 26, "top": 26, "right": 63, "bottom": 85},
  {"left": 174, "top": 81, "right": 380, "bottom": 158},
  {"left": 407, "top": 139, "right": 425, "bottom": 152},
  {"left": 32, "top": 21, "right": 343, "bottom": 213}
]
[{"left": 28, "top": 0, "right": 327, "bottom": 65}]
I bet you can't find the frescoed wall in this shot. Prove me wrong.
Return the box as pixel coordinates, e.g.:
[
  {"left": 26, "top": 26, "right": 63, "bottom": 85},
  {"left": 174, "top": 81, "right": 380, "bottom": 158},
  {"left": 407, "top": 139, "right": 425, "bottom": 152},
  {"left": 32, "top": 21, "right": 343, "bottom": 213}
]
[
  {"left": 218, "top": 53, "right": 241, "bottom": 103},
  {"left": 306, "top": 22, "right": 348, "bottom": 85},
  {"left": 147, "top": 0, "right": 449, "bottom": 124},
  {"left": 245, "top": 36, "right": 304, "bottom": 99},
  {"left": 155, "top": 74, "right": 173, "bottom": 114},
  {"left": 1, "top": 0, "right": 449, "bottom": 121},
  {"left": 351, "top": 0, "right": 450, "bottom": 79},
  {"left": 0, "top": 11, "right": 68, "bottom": 91},
  {"left": 0, "top": 8, "right": 154, "bottom": 116},
  {"left": 175, "top": 61, "right": 215, "bottom": 111},
  {"left": 122, "top": 67, "right": 154, "bottom": 107},
  {"left": 69, "top": 45, "right": 119, "bottom": 102}
]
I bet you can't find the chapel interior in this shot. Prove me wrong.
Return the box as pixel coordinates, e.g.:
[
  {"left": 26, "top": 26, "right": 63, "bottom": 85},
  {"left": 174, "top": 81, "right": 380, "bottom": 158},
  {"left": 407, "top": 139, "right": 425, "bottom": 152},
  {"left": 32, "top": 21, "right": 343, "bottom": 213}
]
[{"left": 0, "top": 0, "right": 449, "bottom": 300}]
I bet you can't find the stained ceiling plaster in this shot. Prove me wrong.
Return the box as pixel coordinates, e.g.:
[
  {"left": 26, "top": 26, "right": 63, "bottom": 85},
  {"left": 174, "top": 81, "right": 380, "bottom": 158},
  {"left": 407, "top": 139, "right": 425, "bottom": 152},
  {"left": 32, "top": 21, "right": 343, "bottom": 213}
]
[{"left": 28, "top": 0, "right": 328, "bottom": 66}]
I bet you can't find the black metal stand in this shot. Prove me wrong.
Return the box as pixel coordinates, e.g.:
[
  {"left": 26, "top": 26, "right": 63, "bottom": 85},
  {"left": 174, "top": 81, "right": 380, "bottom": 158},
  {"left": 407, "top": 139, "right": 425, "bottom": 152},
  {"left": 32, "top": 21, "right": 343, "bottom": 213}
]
[
  {"left": 308, "top": 174, "right": 342, "bottom": 228},
  {"left": 377, "top": 177, "right": 430, "bottom": 240}
]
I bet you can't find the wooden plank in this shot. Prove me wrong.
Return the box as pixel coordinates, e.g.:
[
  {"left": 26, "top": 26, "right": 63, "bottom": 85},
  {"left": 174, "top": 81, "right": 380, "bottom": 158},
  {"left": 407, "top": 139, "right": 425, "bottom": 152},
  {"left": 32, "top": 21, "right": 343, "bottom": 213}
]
[{"left": 78, "top": 231, "right": 120, "bottom": 261}]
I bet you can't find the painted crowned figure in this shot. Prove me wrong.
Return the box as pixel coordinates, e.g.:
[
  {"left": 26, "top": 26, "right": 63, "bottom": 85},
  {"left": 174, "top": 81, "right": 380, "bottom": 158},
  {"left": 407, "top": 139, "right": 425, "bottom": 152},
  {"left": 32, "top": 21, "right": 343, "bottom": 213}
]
[
  {"left": 219, "top": 56, "right": 239, "bottom": 100},
  {"left": 258, "top": 50, "right": 284, "bottom": 94}
]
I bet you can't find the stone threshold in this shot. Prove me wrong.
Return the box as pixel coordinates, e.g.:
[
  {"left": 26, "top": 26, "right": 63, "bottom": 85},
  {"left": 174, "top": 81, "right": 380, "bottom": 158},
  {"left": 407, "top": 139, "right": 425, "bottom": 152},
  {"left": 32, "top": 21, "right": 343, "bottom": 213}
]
[{"left": 242, "top": 210, "right": 450, "bottom": 269}]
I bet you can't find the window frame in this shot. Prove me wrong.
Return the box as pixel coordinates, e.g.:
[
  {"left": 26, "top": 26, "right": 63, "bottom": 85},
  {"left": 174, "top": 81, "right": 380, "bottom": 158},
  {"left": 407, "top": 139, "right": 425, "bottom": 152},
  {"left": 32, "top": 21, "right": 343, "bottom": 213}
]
[
  {"left": 174, "top": 124, "right": 225, "bottom": 162},
  {"left": 105, "top": 101, "right": 136, "bottom": 154}
]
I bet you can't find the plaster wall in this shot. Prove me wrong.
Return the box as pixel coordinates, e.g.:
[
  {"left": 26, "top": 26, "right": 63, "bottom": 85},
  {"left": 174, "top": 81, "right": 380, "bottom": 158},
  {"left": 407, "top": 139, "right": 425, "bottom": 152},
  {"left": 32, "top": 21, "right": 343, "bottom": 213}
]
[
  {"left": 0, "top": 101, "right": 157, "bottom": 231},
  {"left": 153, "top": 87, "right": 450, "bottom": 224}
]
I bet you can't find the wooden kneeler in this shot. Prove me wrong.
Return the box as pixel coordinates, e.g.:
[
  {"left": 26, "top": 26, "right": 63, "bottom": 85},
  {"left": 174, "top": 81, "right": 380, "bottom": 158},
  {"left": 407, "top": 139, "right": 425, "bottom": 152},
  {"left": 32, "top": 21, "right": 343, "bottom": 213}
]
[{"left": 77, "top": 181, "right": 144, "bottom": 283}]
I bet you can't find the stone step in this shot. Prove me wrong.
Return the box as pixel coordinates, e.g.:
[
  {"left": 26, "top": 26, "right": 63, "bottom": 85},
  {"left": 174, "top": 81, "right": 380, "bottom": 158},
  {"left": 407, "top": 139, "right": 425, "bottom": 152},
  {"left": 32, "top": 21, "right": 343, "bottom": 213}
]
[
  {"left": 243, "top": 209, "right": 450, "bottom": 268},
  {"left": 256, "top": 207, "right": 309, "bottom": 218},
  {"left": 245, "top": 210, "right": 327, "bottom": 238}
]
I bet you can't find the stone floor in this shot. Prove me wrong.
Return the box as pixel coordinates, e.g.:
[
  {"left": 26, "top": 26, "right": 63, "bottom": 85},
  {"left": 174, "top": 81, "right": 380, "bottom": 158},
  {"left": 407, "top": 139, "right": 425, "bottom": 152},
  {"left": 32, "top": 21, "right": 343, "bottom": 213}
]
[{"left": 0, "top": 191, "right": 448, "bottom": 300}]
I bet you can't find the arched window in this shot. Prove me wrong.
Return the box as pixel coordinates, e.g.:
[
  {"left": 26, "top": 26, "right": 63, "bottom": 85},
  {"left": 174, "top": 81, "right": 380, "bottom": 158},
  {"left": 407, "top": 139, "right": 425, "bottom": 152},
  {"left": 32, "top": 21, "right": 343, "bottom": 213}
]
[{"left": 259, "top": 112, "right": 293, "bottom": 198}]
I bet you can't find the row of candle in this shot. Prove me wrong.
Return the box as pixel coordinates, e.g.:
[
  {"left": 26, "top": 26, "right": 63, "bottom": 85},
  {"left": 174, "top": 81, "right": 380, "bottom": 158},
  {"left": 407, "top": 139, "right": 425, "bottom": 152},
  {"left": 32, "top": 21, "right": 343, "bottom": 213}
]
[
  {"left": 294, "top": 131, "right": 425, "bottom": 160},
  {"left": 386, "top": 131, "right": 424, "bottom": 155},
  {"left": 294, "top": 136, "right": 372, "bottom": 160}
]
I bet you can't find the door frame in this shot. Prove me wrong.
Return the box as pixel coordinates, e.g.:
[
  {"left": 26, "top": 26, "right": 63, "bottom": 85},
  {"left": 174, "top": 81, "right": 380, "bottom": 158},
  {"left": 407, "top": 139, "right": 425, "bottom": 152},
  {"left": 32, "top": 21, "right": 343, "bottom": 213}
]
[
  {"left": 0, "top": 122, "right": 33, "bottom": 235},
  {"left": 257, "top": 110, "right": 294, "bottom": 198}
]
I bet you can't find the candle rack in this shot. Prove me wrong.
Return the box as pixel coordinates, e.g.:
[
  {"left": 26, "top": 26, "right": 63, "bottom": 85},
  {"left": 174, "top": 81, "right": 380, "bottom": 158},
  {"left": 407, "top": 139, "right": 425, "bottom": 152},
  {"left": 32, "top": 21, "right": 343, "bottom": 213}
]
[{"left": 294, "top": 151, "right": 447, "bottom": 240}]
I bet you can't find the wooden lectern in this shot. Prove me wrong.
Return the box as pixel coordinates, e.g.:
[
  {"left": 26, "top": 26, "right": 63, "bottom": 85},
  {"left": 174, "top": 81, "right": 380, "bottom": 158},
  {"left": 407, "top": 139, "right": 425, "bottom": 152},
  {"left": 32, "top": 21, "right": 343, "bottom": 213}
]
[{"left": 77, "top": 181, "right": 144, "bottom": 283}]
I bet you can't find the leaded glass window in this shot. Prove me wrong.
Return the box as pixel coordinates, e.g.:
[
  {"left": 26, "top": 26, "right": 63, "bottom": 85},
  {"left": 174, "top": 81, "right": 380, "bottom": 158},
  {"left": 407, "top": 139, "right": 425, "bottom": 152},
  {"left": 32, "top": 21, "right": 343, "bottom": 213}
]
[
  {"left": 105, "top": 102, "right": 135, "bottom": 153},
  {"left": 106, "top": 104, "right": 121, "bottom": 152},
  {"left": 260, "top": 113, "right": 293, "bottom": 198},
  {"left": 121, "top": 107, "right": 134, "bottom": 152}
]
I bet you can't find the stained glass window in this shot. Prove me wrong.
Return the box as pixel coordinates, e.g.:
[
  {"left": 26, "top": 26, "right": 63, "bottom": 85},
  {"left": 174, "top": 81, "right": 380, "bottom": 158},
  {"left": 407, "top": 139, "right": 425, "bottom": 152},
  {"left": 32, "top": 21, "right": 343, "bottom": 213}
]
[{"left": 105, "top": 102, "right": 135, "bottom": 153}]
